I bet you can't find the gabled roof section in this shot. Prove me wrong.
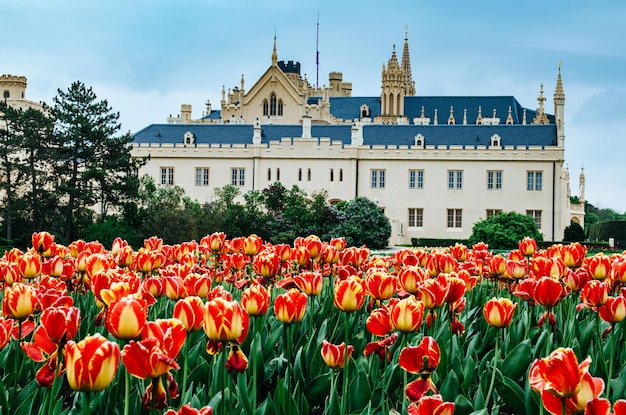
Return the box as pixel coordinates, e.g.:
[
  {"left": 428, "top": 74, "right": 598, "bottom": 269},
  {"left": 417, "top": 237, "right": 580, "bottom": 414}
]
[{"left": 329, "top": 97, "right": 382, "bottom": 121}]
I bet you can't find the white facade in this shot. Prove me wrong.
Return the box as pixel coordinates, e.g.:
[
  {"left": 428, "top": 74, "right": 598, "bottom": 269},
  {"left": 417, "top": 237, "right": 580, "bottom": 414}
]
[{"left": 132, "top": 32, "right": 584, "bottom": 245}]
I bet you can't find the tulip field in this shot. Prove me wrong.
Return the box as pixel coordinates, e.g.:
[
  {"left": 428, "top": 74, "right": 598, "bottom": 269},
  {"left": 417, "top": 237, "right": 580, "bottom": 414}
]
[{"left": 1, "top": 232, "right": 626, "bottom": 415}]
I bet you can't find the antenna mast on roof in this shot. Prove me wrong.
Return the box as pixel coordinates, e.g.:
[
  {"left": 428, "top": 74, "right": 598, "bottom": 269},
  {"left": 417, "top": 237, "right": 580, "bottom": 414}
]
[{"left": 316, "top": 13, "right": 319, "bottom": 88}]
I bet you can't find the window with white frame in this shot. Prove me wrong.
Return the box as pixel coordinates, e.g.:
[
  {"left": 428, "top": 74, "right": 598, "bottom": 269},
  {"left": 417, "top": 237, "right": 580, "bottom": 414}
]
[
  {"left": 527, "top": 171, "right": 543, "bottom": 191},
  {"left": 486, "top": 209, "right": 502, "bottom": 219},
  {"left": 231, "top": 168, "right": 245, "bottom": 186},
  {"left": 447, "top": 209, "right": 462, "bottom": 228},
  {"left": 371, "top": 169, "right": 385, "bottom": 188},
  {"left": 409, "top": 169, "right": 424, "bottom": 189},
  {"left": 160, "top": 167, "right": 174, "bottom": 186},
  {"left": 527, "top": 210, "right": 542, "bottom": 228},
  {"left": 448, "top": 170, "right": 463, "bottom": 189},
  {"left": 195, "top": 168, "right": 209, "bottom": 186},
  {"left": 408, "top": 208, "right": 424, "bottom": 227},
  {"left": 487, "top": 170, "right": 502, "bottom": 190}
]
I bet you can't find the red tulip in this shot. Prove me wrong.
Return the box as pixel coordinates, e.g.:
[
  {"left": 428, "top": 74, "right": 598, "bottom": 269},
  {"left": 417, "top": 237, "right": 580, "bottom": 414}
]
[
  {"left": 17, "top": 251, "right": 42, "bottom": 280},
  {"left": 483, "top": 297, "right": 517, "bottom": 328},
  {"left": 333, "top": 276, "right": 366, "bottom": 312},
  {"left": 204, "top": 297, "right": 249, "bottom": 342},
  {"left": 365, "top": 269, "right": 396, "bottom": 301},
  {"left": 366, "top": 306, "right": 393, "bottom": 337},
  {"left": 274, "top": 289, "right": 308, "bottom": 324},
  {"left": 253, "top": 252, "right": 281, "bottom": 280},
  {"left": 585, "top": 254, "right": 611, "bottom": 280},
  {"left": 32, "top": 231, "right": 55, "bottom": 256},
  {"left": 450, "top": 243, "right": 468, "bottom": 262},
  {"left": 518, "top": 237, "right": 537, "bottom": 256},
  {"left": 397, "top": 266, "right": 427, "bottom": 294},
  {"left": 105, "top": 296, "right": 148, "bottom": 340},
  {"left": 505, "top": 258, "right": 528, "bottom": 280},
  {"left": 390, "top": 296, "right": 425, "bottom": 333},
  {"left": 2, "top": 282, "right": 38, "bottom": 320},
  {"left": 292, "top": 271, "right": 324, "bottom": 296},
  {"left": 529, "top": 347, "right": 591, "bottom": 398},
  {"left": 399, "top": 336, "right": 441, "bottom": 401},
  {"left": 173, "top": 296, "right": 206, "bottom": 332},
  {"left": 320, "top": 340, "right": 354, "bottom": 369},
  {"left": 533, "top": 277, "right": 565, "bottom": 309},
  {"left": 241, "top": 284, "right": 270, "bottom": 316},
  {"left": 407, "top": 395, "right": 455, "bottom": 415},
  {"left": 562, "top": 242, "right": 587, "bottom": 269},
  {"left": 580, "top": 280, "right": 609, "bottom": 309},
  {"left": 165, "top": 404, "right": 213, "bottom": 415},
  {"left": 242, "top": 234, "right": 263, "bottom": 256},
  {"left": 416, "top": 275, "right": 448, "bottom": 309},
  {"left": 65, "top": 333, "right": 120, "bottom": 392},
  {"left": 597, "top": 296, "right": 626, "bottom": 325},
  {"left": 0, "top": 318, "right": 13, "bottom": 351}
]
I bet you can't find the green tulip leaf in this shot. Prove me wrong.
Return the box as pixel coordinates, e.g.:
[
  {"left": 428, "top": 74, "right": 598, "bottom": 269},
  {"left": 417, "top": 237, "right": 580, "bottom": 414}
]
[
  {"left": 453, "top": 394, "right": 475, "bottom": 415},
  {"left": 440, "top": 368, "right": 460, "bottom": 403},
  {"left": 495, "top": 371, "right": 527, "bottom": 415},
  {"left": 501, "top": 339, "right": 532, "bottom": 381}
]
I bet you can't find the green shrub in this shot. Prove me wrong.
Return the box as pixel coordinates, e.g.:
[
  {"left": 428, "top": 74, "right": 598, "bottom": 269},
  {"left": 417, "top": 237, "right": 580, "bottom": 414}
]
[{"left": 468, "top": 211, "right": 542, "bottom": 250}]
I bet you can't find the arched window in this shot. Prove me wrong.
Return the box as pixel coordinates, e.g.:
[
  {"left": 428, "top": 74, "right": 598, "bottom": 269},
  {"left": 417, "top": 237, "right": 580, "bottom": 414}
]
[
  {"left": 389, "top": 92, "right": 395, "bottom": 114},
  {"left": 263, "top": 100, "right": 269, "bottom": 116},
  {"left": 270, "top": 93, "right": 277, "bottom": 116},
  {"left": 277, "top": 99, "right": 283, "bottom": 116}
]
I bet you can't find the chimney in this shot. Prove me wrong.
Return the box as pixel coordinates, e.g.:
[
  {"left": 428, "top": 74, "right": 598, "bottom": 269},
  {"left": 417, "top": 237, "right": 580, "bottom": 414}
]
[{"left": 302, "top": 113, "right": 312, "bottom": 138}]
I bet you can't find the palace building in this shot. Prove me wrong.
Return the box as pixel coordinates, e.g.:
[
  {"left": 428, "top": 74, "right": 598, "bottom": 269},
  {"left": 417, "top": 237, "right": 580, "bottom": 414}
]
[{"left": 132, "top": 31, "right": 585, "bottom": 245}]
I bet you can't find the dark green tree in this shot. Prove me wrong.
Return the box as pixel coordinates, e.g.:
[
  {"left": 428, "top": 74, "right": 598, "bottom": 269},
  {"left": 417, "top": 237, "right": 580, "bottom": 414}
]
[
  {"left": 563, "top": 221, "right": 585, "bottom": 243},
  {"left": 0, "top": 102, "right": 57, "bottom": 246},
  {"left": 468, "top": 211, "right": 543, "bottom": 250},
  {"left": 49, "top": 81, "right": 142, "bottom": 242},
  {"left": 325, "top": 197, "right": 391, "bottom": 249}
]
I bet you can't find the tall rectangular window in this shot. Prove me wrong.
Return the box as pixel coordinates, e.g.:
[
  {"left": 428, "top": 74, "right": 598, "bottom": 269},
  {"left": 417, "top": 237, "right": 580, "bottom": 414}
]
[
  {"left": 527, "top": 210, "right": 542, "bottom": 228},
  {"left": 330, "top": 168, "right": 334, "bottom": 182},
  {"left": 408, "top": 208, "right": 424, "bottom": 227},
  {"left": 486, "top": 209, "right": 502, "bottom": 218},
  {"left": 409, "top": 169, "right": 424, "bottom": 189},
  {"left": 447, "top": 209, "right": 462, "bottom": 228},
  {"left": 487, "top": 171, "right": 502, "bottom": 190},
  {"left": 527, "top": 171, "right": 543, "bottom": 191},
  {"left": 371, "top": 169, "right": 385, "bottom": 188},
  {"left": 339, "top": 168, "right": 343, "bottom": 182},
  {"left": 448, "top": 170, "right": 463, "bottom": 189},
  {"left": 276, "top": 168, "right": 280, "bottom": 181},
  {"left": 195, "top": 168, "right": 209, "bottom": 186},
  {"left": 307, "top": 168, "right": 311, "bottom": 181},
  {"left": 160, "top": 167, "right": 174, "bottom": 186},
  {"left": 231, "top": 168, "right": 245, "bottom": 186},
  {"left": 298, "top": 168, "right": 302, "bottom": 181},
  {"left": 267, "top": 168, "right": 271, "bottom": 181}
]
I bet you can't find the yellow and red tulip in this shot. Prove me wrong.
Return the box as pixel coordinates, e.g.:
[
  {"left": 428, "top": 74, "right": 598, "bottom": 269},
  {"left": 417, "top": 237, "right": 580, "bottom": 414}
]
[
  {"left": 483, "top": 297, "right": 517, "bottom": 328},
  {"left": 321, "top": 340, "right": 354, "bottom": 369},
  {"left": 390, "top": 296, "right": 425, "bottom": 333},
  {"left": 204, "top": 297, "right": 249, "bottom": 342},
  {"left": 333, "top": 276, "right": 366, "bottom": 312},
  {"left": 105, "top": 296, "right": 148, "bottom": 340},
  {"left": 274, "top": 289, "right": 308, "bottom": 324},
  {"left": 2, "top": 282, "right": 38, "bottom": 320},
  {"left": 65, "top": 333, "right": 120, "bottom": 392}
]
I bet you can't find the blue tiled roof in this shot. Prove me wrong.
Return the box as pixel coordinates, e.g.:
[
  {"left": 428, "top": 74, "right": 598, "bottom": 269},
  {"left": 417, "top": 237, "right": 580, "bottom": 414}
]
[
  {"left": 132, "top": 95, "right": 557, "bottom": 148},
  {"left": 133, "top": 124, "right": 254, "bottom": 145},
  {"left": 362, "top": 124, "right": 556, "bottom": 147}
]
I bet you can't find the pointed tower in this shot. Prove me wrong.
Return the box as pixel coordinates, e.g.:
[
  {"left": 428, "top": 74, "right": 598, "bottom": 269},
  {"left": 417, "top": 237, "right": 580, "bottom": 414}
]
[
  {"left": 554, "top": 63, "right": 565, "bottom": 147},
  {"left": 532, "top": 84, "right": 550, "bottom": 125},
  {"left": 380, "top": 45, "right": 406, "bottom": 118},
  {"left": 401, "top": 25, "right": 416, "bottom": 96}
]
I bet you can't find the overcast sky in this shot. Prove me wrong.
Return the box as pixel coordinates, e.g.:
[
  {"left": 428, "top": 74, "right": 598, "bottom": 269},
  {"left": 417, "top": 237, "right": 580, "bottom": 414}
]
[{"left": 3, "top": 0, "right": 626, "bottom": 212}]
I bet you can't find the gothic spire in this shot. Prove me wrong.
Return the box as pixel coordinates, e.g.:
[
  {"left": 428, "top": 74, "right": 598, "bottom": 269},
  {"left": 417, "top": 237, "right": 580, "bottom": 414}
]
[
  {"left": 401, "top": 25, "right": 416, "bottom": 96},
  {"left": 271, "top": 34, "right": 278, "bottom": 66}
]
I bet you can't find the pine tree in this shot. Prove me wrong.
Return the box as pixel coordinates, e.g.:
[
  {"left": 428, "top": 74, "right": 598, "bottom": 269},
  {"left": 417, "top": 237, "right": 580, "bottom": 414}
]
[{"left": 50, "top": 81, "right": 145, "bottom": 243}]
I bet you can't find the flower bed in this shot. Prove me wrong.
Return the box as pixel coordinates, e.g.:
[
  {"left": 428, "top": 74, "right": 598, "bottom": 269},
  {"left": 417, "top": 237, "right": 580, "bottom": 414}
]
[{"left": 0, "top": 233, "right": 625, "bottom": 415}]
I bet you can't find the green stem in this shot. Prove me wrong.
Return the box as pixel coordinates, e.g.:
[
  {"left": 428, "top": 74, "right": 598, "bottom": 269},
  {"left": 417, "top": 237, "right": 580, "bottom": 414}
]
[
  {"left": 124, "top": 368, "right": 131, "bottom": 415},
  {"left": 484, "top": 330, "right": 499, "bottom": 409},
  {"left": 562, "top": 396, "right": 566, "bottom": 415},
  {"left": 13, "top": 320, "right": 22, "bottom": 392},
  {"left": 284, "top": 324, "right": 291, "bottom": 390},
  {"left": 607, "top": 325, "right": 615, "bottom": 398},
  {"left": 221, "top": 350, "right": 227, "bottom": 415},
  {"left": 150, "top": 378, "right": 157, "bottom": 415},
  {"left": 46, "top": 359, "right": 62, "bottom": 415},
  {"left": 381, "top": 351, "right": 387, "bottom": 415},
  {"left": 83, "top": 391, "right": 91, "bottom": 415},
  {"left": 182, "top": 334, "right": 189, "bottom": 401},
  {"left": 342, "top": 313, "right": 350, "bottom": 415}
]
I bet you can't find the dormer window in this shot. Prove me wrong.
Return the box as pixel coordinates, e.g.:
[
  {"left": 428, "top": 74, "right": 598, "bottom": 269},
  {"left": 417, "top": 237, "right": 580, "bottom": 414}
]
[
  {"left": 490, "top": 134, "right": 501, "bottom": 148},
  {"left": 360, "top": 104, "right": 370, "bottom": 118},
  {"left": 184, "top": 131, "right": 196, "bottom": 145},
  {"left": 414, "top": 134, "right": 425, "bottom": 148}
]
